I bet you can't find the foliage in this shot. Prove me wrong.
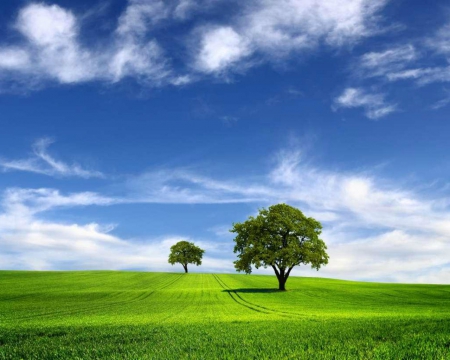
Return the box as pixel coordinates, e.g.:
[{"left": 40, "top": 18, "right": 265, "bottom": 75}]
[
  {"left": 168, "top": 241, "right": 204, "bottom": 273},
  {"left": 231, "top": 203, "right": 329, "bottom": 290},
  {"left": 1, "top": 271, "right": 450, "bottom": 359}
]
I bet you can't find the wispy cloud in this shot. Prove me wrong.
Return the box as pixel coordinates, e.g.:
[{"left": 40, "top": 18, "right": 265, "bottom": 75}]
[
  {"left": 193, "top": 0, "right": 388, "bottom": 75},
  {"left": 333, "top": 87, "right": 397, "bottom": 119},
  {"left": 0, "top": 138, "right": 104, "bottom": 178},
  {"left": 125, "top": 169, "right": 268, "bottom": 204},
  {"left": 355, "top": 44, "right": 450, "bottom": 87},
  {"left": 220, "top": 116, "right": 239, "bottom": 126},
  {"left": 1, "top": 146, "right": 450, "bottom": 282},
  {"left": 430, "top": 88, "right": 450, "bottom": 110},
  {"left": 378, "top": 20, "right": 450, "bottom": 87},
  {"left": 428, "top": 22, "right": 450, "bottom": 55},
  {"left": 0, "top": 1, "right": 390, "bottom": 89},
  {"left": 129, "top": 149, "right": 450, "bottom": 282},
  {"left": 357, "top": 44, "right": 418, "bottom": 78},
  {"left": 390, "top": 66, "right": 450, "bottom": 86},
  {"left": 109, "top": 0, "right": 173, "bottom": 84},
  {"left": 353, "top": 21, "right": 450, "bottom": 87}
]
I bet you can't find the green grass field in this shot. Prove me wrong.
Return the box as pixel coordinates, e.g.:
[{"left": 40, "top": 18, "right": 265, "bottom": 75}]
[{"left": 1, "top": 271, "right": 449, "bottom": 359}]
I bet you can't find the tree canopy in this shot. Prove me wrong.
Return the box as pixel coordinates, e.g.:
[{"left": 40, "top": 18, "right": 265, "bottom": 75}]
[
  {"left": 231, "top": 203, "right": 329, "bottom": 290},
  {"left": 168, "top": 241, "right": 205, "bottom": 273}
]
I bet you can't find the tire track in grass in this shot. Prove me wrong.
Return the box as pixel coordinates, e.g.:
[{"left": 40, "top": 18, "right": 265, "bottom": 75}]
[
  {"left": 212, "top": 274, "right": 272, "bottom": 314},
  {"left": 215, "top": 274, "right": 306, "bottom": 318},
  {"left": 107, "top": 274, "right": 190, "bottom": 325},
  {"left": 11, "top": 274, "right": 185, "bottom": 322}
]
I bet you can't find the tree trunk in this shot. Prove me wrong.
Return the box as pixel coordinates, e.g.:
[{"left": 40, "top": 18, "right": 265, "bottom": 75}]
[
  {"left": 182, "top": 264, "right": 188, "bottom": 273},
  {"left": 278, "top": 277, "right": 286, "bottom": 291},
  {"left": 272, "top": 265, "right": 294, "bottom": 291}
]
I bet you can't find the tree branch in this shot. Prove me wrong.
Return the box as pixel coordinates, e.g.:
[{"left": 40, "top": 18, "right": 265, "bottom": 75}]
[
  {"left": 284, "top": 266, "right": 294, "bottom": 281},
  {"left": 271, "top": 264, "right": 281, "bottom": 280}
]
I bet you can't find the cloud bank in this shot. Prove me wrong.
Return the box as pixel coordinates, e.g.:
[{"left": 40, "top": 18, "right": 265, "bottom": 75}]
[
  {"left": 0, "top": 186, "right": 232, "bottom": 272},
  {"left": 0, "top": 0, "right": 388, "bottom": 89},
  {"left": 1, "top": 146, "right": 449, "bottom": 283}
]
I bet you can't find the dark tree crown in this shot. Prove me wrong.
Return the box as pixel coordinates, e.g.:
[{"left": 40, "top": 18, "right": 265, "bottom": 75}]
[
  {"left": 230, "top": 203, "right": 329, "bottom": 290},
  {"left": 168, "top": 241, "right": 205, "bottom": 270}
]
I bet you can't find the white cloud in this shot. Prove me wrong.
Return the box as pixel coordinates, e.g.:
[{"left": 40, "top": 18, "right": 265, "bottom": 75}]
[
  {"left": 123, "top": 149, "right": 450, "bottom": 240},
  {"left": 358, "top": 44, "right": 418, "bottom": 78},
  {"left": 2, "top": 145, "right": 450, "bottom": 282},
  {"left": 127, "top": 149, "right": 450, "bottom": 282},
  {"left": 15, "top": 3, "right": 98, "bottom": 83},
  {"left": 195, "top": 26, "right": 252, "bottom": 73},
  {"left": 123, "top": 148, "right": 450, "bottom": 245},
  {"left": 344, "top": 22, "right": 450, "bottom": 98},
  {"left": 0, "top": 48, "right": 30, "bottom": 70},
  {"left": 247, "top": 0, "right": 386, "bottom": 48},
  {"left": 0, "top": 187, "right": 224, "bottom": 271},
  {"left": 358, "top": 48, "right": 450, "bottom": 86},
  {"left": 2, "top": 188, "right": 115, "bottom": 215},
  {"left": 428, "top": 23, "right": 450, "bottom": 55},
  {"left": 264, "top": 150, "right": 450, "bottom": 283},
  {"left": 0, "top": 0, "right": 391, "bottom": 87},
  {"left": 431, "top": 89, "right": 450, "bottom": 110},
  {"left": 17, "top": 4, "right": 77, "bottom": 46},
  {"left": 109, "top": 0, "right": 173, "bottom": 83},
  {"left": 0, "top": 217, "right": 189, "bottom": 271},
  {"left": 174, "top": 0, "right": 199, "bottom": 19},
  {"left": 386, "top": 66, "right": 450, "bottom": 85},
  {"left": 334, "top": 87, "right": 397, "bottom": 119},
  {"left": 116, "top": 0, "right": 169, "bottom": 38},
  {"left": 0, "top": 2, "right": 175, "bottom": 88},
  {"left": 331, "top": 20, "right": 450, "bottom": 113},
  {"left": 109, "top": 40, "right": 169, "bottom": 83},
  {"left": 125, "top": 169, "right": 268, "bottom": 204},
  {"left": 0, "top": 138, "right": 104, "bottom": 178},
  {"left": 362, "top": 22, "right": 450, "bottom": 86},
  {"left": 194, "top": 0, "right": 388, "bottom": 74},
  {"left": 294, "top": 229, "right": 450, "bottom": 283},
  {"left": 359, "top": 22, "right": 450, "bottom": 89}
]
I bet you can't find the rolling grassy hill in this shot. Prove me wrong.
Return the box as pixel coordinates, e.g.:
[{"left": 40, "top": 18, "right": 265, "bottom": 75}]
[{"left": 1, "top": 271, "right": 449, "bottom": 359}]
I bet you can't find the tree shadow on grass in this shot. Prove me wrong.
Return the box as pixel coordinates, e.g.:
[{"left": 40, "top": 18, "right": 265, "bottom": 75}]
[{"left": 223, "top": 288, "right": 280, "bottom": 294}]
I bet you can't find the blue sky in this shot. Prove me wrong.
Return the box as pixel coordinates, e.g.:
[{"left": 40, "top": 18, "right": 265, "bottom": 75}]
[{"left": 1, "top": 0, "right": 450, "bottom": 283}]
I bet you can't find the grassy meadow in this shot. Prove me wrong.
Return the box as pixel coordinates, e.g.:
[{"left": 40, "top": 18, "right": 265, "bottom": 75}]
[{"left": 0, "top": 271, "right": 450, "bottom": 359}]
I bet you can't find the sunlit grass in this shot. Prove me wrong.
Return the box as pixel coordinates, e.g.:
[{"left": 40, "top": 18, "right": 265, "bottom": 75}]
[{"left": 1, "top": 271, "right": 449, "bottom": 359}]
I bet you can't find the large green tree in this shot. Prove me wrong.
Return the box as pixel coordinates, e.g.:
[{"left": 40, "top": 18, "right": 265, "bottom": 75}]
[
  {"left": 231, "top": 204, "right": 329, "bottom": 291},
  {"left": 168, "top": 241, "right": 205, "bottom": 273}
]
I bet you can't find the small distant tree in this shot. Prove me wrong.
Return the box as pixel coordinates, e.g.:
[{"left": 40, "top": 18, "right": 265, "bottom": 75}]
[
  {"left": 231, "top": 203, "right": 329, "bottom": 291},
  {"left": 168, "top": 241, "right": 205, "bottom": 273}
]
